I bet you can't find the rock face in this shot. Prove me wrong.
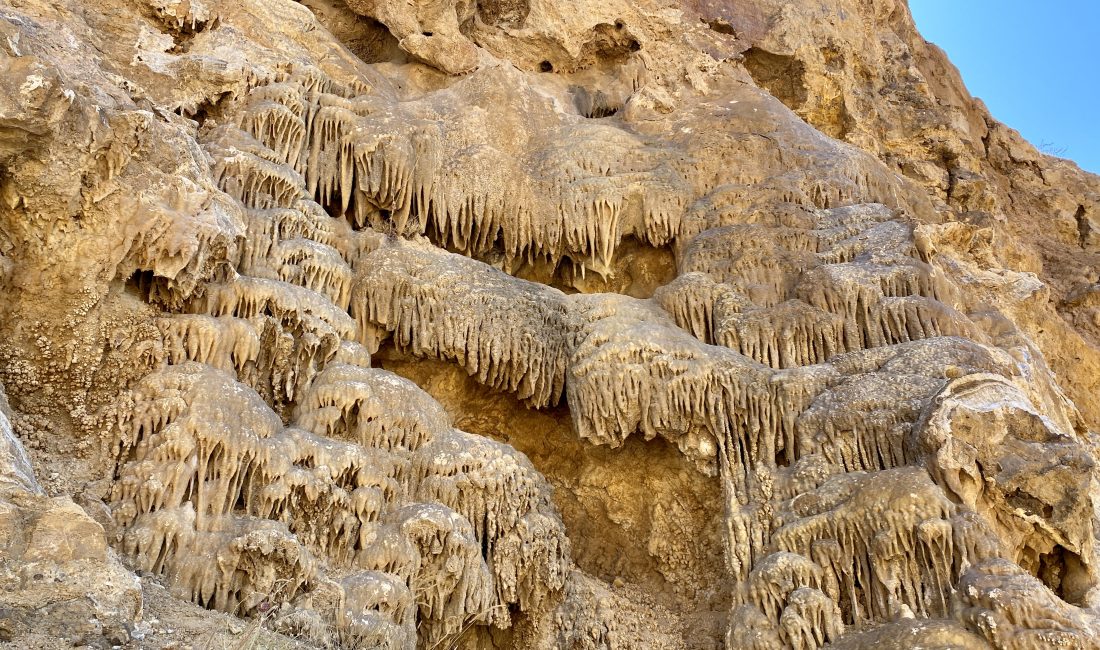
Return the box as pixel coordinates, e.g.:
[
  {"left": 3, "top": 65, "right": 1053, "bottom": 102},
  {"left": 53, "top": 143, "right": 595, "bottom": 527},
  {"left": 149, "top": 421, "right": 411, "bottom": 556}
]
[{"left": 0, "top": 0, "right": 1098, "bottom": 648}]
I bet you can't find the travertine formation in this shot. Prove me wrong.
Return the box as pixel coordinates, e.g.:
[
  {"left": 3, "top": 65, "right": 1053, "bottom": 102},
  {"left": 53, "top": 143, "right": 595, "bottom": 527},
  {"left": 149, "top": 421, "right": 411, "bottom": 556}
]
[{"left": 1, "top": 0, "right": 1099, "bottom": 648}]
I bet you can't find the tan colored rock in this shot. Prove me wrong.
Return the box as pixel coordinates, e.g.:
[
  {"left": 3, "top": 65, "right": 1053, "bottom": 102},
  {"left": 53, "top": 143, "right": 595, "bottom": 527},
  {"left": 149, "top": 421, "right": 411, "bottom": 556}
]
[
  {"left": 0, "top": 0, "right": 1098, "bottom": 647},
  {"left": 22, "top": 497, "right": 108, "bottom": 563},
  {"left": 0, "top": 386, "right": 142, "bottom": 647},
  {"left": 343, "top": 0, "right": 481, "bottom": 74}
]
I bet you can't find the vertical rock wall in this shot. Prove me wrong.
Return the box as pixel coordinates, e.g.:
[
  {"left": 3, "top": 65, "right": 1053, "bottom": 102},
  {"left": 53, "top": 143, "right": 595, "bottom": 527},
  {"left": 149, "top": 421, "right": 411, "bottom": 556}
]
[{"left": 0, "top": 0, "right": 1098, "bottom": 648}]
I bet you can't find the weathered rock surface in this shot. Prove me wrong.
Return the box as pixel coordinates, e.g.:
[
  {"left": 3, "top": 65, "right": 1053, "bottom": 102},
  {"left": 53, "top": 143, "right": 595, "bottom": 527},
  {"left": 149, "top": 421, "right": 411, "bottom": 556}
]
[{"left": 0, "top": 0, "right": 1098, "bottom": 647}]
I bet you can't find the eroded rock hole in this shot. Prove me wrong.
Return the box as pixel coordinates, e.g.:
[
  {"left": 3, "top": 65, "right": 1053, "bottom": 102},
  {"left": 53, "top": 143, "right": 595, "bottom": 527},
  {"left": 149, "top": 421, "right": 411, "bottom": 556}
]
[
  {"left": 704, "top": 19, "right": 737, "bottom": 36},
  {"left": 536, "top": 236, "right": 676, "bottom": 298},
  {"left": 124, "top": 269, "right": 179, "bottom": 307},
  {"left": 1075, "top": 205, "right": 1090, "bottom": 248},
  {"left": 178, "top": 91, "right": 232, "bottom": 128},
  {"left": 1038, "top": 546, "right": 1092, "bottom": 606},
  {"left": 296, "top": 1, "right": 403, "bottom": 64},
  {"left": 742, "top": 47, "right": 809, "bottom": 111},
  {"left": 125, "top": 270, "right": 156, "bottom": 301},
  {"left": 477, "top": 0, "right": 530, "bottom": 29},
  {"left": 774, "top": 445, "right": 790, "bottom": 467}
]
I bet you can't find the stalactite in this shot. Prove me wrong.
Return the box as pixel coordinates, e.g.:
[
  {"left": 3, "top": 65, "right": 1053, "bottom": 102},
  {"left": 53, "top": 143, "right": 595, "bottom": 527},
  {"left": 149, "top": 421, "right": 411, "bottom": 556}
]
[
  {"left": 678, "top": 186, "right": 817, "bottom": 244},
  {"left": 796, "top": 262, "right": 966, "bottom": 350},
  {"left": 228, "top": 75, "right": 700, "bottom": 276},
  {"left": 817, "top": 220, "right": 916, "bottom": 265},
  {"left": 654, "top": 272, "right": 750, "bottom": 344},
  {"left": 239, "top": 100, "right": 307, "bottom": 169},
  {"left": 110, "top": 361, "right": 569, "bottom": 645},
  {"left": 352, "top": 239, "right": 578, "bottom": 407},
  {"left": 680, "top": 225, "right": 821, "bottom": 307},
  {"left": 125, "top": 121, "right": 1050, "bottom": 646},
  {"left": 727, "top": 604, "right": 785, "bottom": 650},
  {"left": 764, "top": 468, "right": 966, "bottom": 626},
  {"left": 795, "top": 371, "right": 943, "bottom": 473},
  {"left": 392, "top": 504, "right": 496, "bottom": 643},
  {"left": 156, "top": 314, "right": 261, "bottom": 374},
  {"left": 254, "top": 238, "right": 355, "bottom": 311},
  {"left": 208, "top": 127, "right": 309, "bottom": 211},
  {"left": 716, "top": 300, "right": 849, "bottom": 369},
  {"left": 122, "top": 509, "right": 318, "bottom": 617},
  {"left": 784, "top": 587, "right": 844, "bottom": 648},
  {"left": 238, "top": 202, "right": 350, "bottom": 273},
  {"left": 911, "top": 373, "right": 1098, "bottom": 602},
  {"left": 191, "top": 275, "right": 357, "bottom": 343},
  {"left": 736, "top": 552, "right": 825, "bottom": 623},
  {"left": 429, "top": 144, "right": 537, "bottom": 262},
  {"left": 568, "top": 294, "right": 792, "bottom": 479},
  {"left": 296, "top": 363, "right": 450, "bottom": 454},
  {"left": 16, "top": 6, "right": 1086, "bottom": 644},
  {"left": 120, "top": 187, "right": 246, "bottom": 308},
  {"left": 332, "top": 571, "right": 417, "bottom": 650},
  {"left": 412, "top": 431, "right": 571, "bottom": 619}
]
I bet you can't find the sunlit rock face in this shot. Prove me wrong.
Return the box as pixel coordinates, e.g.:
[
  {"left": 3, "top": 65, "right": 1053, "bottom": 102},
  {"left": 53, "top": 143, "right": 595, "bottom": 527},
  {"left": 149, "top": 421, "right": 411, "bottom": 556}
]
[{"left": 1, "top": 0, "right": 1099, "bottom": 648}]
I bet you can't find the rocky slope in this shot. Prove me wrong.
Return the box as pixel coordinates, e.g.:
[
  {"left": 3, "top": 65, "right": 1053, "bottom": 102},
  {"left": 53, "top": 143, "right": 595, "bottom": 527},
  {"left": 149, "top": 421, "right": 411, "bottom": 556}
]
[{"left": 0, "top": 0, "right": 1098, "bottom": 648}]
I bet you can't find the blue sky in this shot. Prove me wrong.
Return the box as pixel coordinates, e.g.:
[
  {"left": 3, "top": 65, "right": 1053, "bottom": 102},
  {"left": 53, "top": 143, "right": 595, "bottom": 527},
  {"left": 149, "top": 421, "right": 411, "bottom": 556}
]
[{"left": 909, "top": 2, "right": 1100, "bottom": 174}]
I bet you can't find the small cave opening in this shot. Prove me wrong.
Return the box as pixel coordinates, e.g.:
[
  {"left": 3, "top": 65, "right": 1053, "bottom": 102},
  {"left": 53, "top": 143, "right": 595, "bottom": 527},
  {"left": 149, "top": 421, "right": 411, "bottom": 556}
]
[
  {"left": 741, "top": 47, "right": 808, "bottom": 112},
  {"left": 231, "top": 469, "right": 251, "bottom": 514},
  {"left": 1037, "top": 545, "right": 1093, "bottom": 606},
  {"left": 539, "top": 60, "right": 554, "bottom": 73},
  {"left": 125, "top": 269, "right": 161, "bottom": 303},
  {"left": 578, "top": 22, "right": 641, "bottom": 66},
  {"left": 297, "top": 1, "right": 404, "bottom": 65},
  {"left": 584, "top": 104, "right": 619, "bottom": 119},
  {"left": 774, "top": 444, "right": 791, "bottom": 468},
  {"left": 143, "top": 1, "right": 217, "bottom": 54},
  {"left": 175, "top": 90, "right": 232, "bottom": 129},
  {"left": 703, "top": 18, "right": 738, "bottom": 36},
  {"left": 507, "top": 235, "right": 676, "bottom": 299},
  {"left": 165, "top": 15, "right": 219, "bottom": 55},
  {"left": 418, "top": 216, "right": 667, "bottom": 300},
  {"left": 476, "top": 0, "right": 530, "bottom": 29},
  {"left": 1075, "top": 205, "right": 1090, "bottom": 248},
  {"left": 576, "top": 236, "right": 677, "bottom": 298}
]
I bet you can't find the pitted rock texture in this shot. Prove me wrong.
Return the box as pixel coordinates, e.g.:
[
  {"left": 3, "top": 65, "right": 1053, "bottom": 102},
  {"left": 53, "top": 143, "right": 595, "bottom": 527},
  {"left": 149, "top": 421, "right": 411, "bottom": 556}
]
[{"left": 0, "top": 0, "right": 1099, "bottom": 648}]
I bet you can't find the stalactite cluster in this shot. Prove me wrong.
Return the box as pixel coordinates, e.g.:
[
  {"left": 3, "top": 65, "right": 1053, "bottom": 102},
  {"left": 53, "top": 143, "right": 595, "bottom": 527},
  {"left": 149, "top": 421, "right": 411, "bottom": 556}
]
[{"left": 1, "top": 0, "right": 1099, "bottom": 647}]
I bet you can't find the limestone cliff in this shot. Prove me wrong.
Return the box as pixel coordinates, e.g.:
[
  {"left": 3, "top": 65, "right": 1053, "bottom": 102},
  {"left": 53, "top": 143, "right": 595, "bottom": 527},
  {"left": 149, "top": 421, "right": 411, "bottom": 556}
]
[{"left": 0, "top": 0, "right": 1098, "bottom": 648}]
